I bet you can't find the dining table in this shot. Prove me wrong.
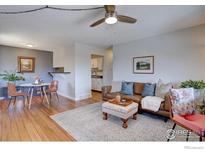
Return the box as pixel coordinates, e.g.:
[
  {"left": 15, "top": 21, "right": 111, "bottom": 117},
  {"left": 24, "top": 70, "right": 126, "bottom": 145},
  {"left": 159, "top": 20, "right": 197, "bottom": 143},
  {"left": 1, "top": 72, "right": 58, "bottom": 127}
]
[{"left": 19, "top": 82, "right": 50, "bottom": 109}]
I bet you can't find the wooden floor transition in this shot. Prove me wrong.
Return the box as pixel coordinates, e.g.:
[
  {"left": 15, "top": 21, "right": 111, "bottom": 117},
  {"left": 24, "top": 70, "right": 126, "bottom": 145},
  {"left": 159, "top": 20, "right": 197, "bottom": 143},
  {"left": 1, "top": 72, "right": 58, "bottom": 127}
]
[{"left": 0, "top": 91, "right": 102, "bottom": 141}]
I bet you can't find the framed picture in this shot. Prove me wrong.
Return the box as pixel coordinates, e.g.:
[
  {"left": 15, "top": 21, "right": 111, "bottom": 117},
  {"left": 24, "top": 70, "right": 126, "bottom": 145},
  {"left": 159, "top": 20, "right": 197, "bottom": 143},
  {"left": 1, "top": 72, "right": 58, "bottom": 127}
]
[
  {"left": 133, "top": 56, "right": 154, "bottom": 74},
  {"left": 18, "top": 56, "right": 35, "bottom": 73}
]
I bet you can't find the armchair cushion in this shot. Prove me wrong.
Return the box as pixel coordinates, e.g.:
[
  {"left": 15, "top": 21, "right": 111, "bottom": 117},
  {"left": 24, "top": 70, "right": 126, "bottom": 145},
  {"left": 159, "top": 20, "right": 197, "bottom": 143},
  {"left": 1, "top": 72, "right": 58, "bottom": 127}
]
[
  {"left": 173, "top": 114, "right": 205, "bottom": 135},
  {"left": 102, "top": 85, "right": 112, "bottom": 94}
]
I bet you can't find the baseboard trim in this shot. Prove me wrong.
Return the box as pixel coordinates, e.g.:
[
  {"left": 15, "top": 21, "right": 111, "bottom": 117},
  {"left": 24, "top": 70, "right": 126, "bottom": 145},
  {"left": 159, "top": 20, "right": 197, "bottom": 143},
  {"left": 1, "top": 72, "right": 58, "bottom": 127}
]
[
  {"left": 58, "top": 92, "right": 76, "bottom": 101},
  {"left": 58, "top": 92, "right": 91, "bottom": 101},
  {"left": 75, "top": 93, "right": 91, "bottom": 101}
]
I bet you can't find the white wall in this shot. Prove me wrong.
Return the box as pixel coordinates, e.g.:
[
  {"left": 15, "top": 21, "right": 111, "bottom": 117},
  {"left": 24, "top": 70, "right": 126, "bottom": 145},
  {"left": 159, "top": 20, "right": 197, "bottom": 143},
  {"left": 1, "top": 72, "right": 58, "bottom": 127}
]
[
  {"left": 103, "top": 47, "right": 113, "bottom": 86},
  {"left": 52, "top": 45, "right": 76, "bottom": 99},
  {"left": 113, "top": 24, "right": 205, "bottom": 83},
  {"left": 74, "top": 43, "right": 105, "bottom": 100},
  {"left": 52, "top": 43, "right": 106, "bottom": 101},
  {"left": 53, "top": 45, "right": 75, "bottom": 72}
]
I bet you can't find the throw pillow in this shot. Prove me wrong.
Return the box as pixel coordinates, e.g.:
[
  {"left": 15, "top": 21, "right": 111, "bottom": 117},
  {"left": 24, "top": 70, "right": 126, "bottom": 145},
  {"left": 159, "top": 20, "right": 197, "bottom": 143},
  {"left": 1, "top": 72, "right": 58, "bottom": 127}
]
[
  {"left": 157, "top": 79, "right": 163, "bottom": 86},
  {"left": 111, "top": 81, "right": 122, "bottom": 92},
  {"left": 155, "top": 82, "right": 172, "bottom": 99},
  {"left": 141, "top": 83, "right": 156, "bottom": 97},
  {"left": 121, "top": 82, "right": 134, "bottom": 95},
  {"left": 170, "top": 88, "right": 196, "bottom": 115}
]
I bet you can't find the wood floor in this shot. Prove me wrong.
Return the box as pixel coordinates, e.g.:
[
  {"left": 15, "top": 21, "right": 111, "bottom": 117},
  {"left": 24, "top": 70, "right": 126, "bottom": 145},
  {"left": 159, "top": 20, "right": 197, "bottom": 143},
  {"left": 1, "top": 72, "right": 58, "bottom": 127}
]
[{"left": 0, "top": 91, "right": 102, "bottom": 141}]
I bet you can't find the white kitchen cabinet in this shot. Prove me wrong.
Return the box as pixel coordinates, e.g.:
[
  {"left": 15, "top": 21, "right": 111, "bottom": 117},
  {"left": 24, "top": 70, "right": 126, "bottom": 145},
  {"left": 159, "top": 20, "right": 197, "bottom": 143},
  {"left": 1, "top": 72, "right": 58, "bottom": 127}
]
[
  {"left": 91, "top": 58, "right": 98, "bottom": 68},
  {"left": 91, "top": 57, "right": 103, "bottom": 70},
  {"left": 91, "top": 77, "right": 103, "bottom": 91},
  {"left": 97, "top": 57, "right": 103, "bottom": 70},
  {"left": 91, "top": 78, "right": 96, "bottom": 90},
  {"left": 96, "top": 78, "right": 103, "bottom": 91}
]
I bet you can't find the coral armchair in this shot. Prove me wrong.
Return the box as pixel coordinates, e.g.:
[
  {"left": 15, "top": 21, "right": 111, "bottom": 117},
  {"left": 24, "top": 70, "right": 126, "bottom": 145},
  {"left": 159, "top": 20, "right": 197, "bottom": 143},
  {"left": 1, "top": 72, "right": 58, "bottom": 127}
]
[
  {"left": 7, "top": 82, "right": 28, "bottom": 108},
  {"left": 46, "top": 80, "right": 60, "bottom": 103},
  {"left": 167, "top": 88, "right": 205, "bottom": 141}
]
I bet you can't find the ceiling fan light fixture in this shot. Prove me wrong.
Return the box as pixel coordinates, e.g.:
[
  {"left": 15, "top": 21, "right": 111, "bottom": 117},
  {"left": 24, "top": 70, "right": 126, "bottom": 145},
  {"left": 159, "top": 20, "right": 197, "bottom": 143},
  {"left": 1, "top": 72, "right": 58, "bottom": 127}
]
[
  {"left": 90, "top": 6, "right": 137, "bottom": 27},
  {"left": 105, "top": 17, "right": 117, "bottom": 24},
  {"left": 105, "top": 13, "right": 118, "bottom": 25},
  {"left": 26, "top": 44, "right": 33, "bottom": 48}
]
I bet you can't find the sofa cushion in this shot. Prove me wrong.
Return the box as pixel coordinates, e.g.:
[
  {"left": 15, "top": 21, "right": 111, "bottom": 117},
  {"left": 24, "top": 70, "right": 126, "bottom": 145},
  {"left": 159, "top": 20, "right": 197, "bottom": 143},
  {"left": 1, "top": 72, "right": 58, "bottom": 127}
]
[
  {"left": 122, "top": 94, "right": 142, "bottom": 103},
  {"left": 134, "top": 82, "right": 144, "bottom": 95},
  {"left": 141, "top": 83, "right": 156, "bottom": 97},
  {"left": 121, "top": 82, "right": 134, "bottom": 95}
]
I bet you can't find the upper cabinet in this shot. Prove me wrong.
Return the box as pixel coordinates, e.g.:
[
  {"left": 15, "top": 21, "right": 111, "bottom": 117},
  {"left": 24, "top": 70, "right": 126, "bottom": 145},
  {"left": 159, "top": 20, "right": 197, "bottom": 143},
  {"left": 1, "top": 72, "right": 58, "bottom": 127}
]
[
  {"left": 91, "top": 58, "right": 98, "bottom": 68},
  {"left": 97, "top": 57, "right": 103, "bottom": 70},
  {"left": 91, "top": 57, "right": 103, "bottom": 70}
]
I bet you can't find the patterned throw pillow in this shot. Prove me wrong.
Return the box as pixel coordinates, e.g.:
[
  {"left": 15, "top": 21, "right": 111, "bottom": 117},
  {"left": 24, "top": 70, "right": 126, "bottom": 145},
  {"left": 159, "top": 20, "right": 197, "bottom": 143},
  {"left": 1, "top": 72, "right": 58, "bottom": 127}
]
[
  {"left": 155, "top": 82, "right": 172, "bottom": 98},
  {"left": 121, "top": 82, "right": 134, "bottom": 95},
  {"left": 170, "top": 88, "right": 196, "bottom": 115},
  {"left": 141, "top": 83, "right": 156, "bottom": 97}
]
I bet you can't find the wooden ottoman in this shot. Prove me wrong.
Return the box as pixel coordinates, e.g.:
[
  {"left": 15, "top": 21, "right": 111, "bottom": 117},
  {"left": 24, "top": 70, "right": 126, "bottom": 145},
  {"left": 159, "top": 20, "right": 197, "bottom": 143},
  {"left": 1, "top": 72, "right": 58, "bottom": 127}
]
[{"left": 102, "top": 101, "right": 138, "bottom": 128}]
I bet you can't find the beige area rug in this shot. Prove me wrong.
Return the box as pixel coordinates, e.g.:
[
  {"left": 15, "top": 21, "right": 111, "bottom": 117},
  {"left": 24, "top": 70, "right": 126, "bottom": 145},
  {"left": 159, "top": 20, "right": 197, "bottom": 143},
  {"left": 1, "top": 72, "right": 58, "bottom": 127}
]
[{"left": 50, "top": 103, "right": 199, "bottom": 141}]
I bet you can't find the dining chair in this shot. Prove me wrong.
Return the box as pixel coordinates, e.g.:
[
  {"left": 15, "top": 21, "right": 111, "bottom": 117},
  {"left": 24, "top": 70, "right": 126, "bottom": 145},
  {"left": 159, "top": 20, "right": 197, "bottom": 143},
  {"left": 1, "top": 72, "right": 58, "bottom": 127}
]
[
  {"left": 7, "top": 82, "right": 28, "bottom": 108},
  {"left": 46, "top": 80, "right": 60, "bottom": 103},
  {"left": 167, "top": 88, "right": 205, "bottom": 142}
]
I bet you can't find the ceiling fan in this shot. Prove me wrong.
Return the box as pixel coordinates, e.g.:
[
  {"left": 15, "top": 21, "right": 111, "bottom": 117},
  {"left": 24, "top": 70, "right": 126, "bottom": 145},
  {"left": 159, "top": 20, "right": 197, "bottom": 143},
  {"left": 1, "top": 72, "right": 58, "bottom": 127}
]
[{"left": 90, "top": 5, "right": 137, "bottom": 27}]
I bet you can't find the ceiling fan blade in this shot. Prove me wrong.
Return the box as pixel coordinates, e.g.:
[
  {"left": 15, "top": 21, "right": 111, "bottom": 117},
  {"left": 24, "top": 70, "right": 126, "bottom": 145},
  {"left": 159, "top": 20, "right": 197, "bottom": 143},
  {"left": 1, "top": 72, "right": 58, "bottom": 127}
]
[
  {"left": 117, "top": 15, "right": 137, "bottom": 23},
  {"left": 104, "top": 5, "right": 115, "bottom": 13},
  {"left": 90, "top": 18, "right": 105, "bottom": 27}
]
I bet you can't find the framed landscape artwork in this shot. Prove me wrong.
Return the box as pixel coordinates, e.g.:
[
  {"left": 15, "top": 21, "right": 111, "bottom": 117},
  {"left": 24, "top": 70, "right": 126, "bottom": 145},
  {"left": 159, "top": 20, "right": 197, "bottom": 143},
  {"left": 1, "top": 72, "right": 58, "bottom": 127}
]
[
  {"left": 133, "top": 56, "right": 154, "bottom": 74},
  {"left": 18, "top": 56, "right": 35, "bottom": 73}
]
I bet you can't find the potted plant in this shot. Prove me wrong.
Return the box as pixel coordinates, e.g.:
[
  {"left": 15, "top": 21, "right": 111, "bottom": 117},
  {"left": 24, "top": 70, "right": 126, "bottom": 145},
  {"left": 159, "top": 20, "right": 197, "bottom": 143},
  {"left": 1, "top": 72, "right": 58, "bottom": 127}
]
[
  {"left": 181, "top": 80, "right": 205, "bottom": 114},
  {"left": 181, "top": 80, "right": 205, "bottom": 89},
  {"left": 0, "top": 70, "right": 25, "bottom": 83}
]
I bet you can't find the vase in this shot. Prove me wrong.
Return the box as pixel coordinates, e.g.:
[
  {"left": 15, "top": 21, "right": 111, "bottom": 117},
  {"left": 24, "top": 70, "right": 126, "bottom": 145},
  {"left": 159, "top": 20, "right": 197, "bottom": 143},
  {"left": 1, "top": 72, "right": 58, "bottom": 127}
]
[{"left": 116, "top": 94, "right": 121, "bottom": 103}]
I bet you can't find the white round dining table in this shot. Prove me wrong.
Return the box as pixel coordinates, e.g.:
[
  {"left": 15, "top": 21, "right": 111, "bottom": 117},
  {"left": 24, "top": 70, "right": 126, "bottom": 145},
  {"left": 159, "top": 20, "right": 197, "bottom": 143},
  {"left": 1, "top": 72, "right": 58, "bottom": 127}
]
[{"left": 19, "top": 83, "right": 50, "bottom": 109}]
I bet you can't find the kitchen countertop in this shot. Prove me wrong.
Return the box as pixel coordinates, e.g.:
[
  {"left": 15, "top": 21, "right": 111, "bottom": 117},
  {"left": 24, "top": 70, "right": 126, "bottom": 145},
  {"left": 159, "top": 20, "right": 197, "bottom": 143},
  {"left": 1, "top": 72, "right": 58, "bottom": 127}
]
[{"left": 91, "top": 75, "right": 103, "bottom": 79}]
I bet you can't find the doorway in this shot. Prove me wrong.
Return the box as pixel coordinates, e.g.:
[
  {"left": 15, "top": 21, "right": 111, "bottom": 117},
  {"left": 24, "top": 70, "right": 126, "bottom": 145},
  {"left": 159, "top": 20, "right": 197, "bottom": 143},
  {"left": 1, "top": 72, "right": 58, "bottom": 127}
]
[{"left": 91, "top": 54, "right": 104, "bottom": 93}]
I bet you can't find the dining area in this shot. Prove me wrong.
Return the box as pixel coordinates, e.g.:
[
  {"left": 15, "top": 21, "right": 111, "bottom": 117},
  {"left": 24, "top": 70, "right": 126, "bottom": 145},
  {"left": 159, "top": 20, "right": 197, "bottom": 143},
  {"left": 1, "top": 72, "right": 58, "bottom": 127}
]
[
  {"left": 5, "top": 79, "right": 60, "bottom": 110},
  {"left": 0, "top": 73, "right": 72, "bottom": 141}
]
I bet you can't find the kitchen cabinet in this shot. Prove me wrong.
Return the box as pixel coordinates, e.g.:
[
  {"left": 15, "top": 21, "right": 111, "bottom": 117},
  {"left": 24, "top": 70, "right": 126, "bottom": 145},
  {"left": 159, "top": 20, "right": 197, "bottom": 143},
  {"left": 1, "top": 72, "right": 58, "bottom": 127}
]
[
  {"left": 91, "top": 78, "right": 96, "bottom": 90},
  {"left": 91, "top": 57, "right": 103, "bottom": 70},
  {"left": 97, "top": 57, "right": 103, "bottom": 70},
  {"left": 92, "top": 77, "right": 103, "bottom": 91},
  {"left": 91, "top": 58, "right": 98, "bottom": 68}
]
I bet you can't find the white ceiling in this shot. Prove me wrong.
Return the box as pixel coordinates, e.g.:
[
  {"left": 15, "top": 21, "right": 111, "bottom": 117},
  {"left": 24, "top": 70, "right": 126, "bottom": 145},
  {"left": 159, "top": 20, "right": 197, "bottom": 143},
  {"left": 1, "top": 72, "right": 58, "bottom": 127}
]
[{"left": 0, "top": 5, "right": 205, "bottom": 51}]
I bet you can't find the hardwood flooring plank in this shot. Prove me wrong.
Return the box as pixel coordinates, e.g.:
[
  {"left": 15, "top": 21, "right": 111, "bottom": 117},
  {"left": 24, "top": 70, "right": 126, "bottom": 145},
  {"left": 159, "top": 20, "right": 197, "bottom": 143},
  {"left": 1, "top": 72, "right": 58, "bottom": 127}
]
[
  {"left": 14, "top": 109, "right": 31, "bottom": 141},
  {"left": 0, "top": 91, "right": 101, "bottom": 141},
  {"left": 8, "top": 108, "right": 21, "bottom": 141}
]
